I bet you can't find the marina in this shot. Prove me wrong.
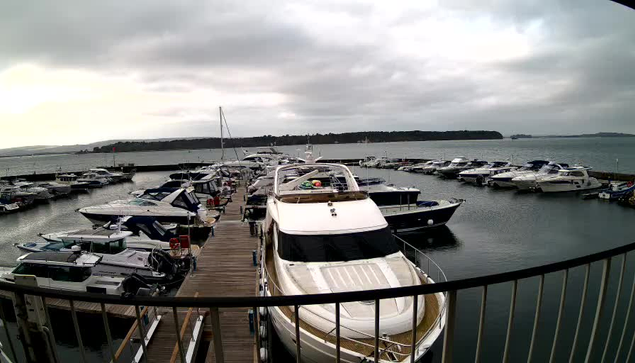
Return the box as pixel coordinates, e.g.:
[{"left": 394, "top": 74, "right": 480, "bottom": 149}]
[{"left": 0, "top": 141, "right": 634, "bottom": 362}]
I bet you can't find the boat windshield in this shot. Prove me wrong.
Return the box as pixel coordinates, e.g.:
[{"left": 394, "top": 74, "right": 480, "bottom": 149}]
[
  {"left": 538, "top": 165, "right": 559, "bottom": 174},
  {"left": 277, "top": 227, "right": 399, "bottom": 262},
  {"left": 129, "top": 199, "right": 157, "bottom": 206}
]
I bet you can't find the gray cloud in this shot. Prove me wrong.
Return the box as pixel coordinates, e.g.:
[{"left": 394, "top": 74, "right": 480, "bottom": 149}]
[{"left": 1, "top": 0, "right": 634, "bottom": 144}]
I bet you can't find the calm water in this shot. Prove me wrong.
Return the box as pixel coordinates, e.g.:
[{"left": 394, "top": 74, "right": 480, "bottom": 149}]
[
  {"left": 2, "top": 137, "right": 635, "bottom": 176},
  {"left": 1, "top": 141, "right": 635, "bottom": 361}
]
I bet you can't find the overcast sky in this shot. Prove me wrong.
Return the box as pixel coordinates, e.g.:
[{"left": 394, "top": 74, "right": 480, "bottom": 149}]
[{"left": 0, "top": 0, "right": 633, "bottom": 148}]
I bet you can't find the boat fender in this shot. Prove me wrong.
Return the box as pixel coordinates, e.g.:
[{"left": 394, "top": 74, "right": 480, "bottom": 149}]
[
  {"left": 259, "top": 307, "right": 267, "bottom": 318},
  {"left": 259, "top": 325, "right": 267, "bottom": 340},
  {"left": 427, "top": 219, "right": 434, "bottom": 226},
  {"left": 259, "top": 348, "right": 268, "bottom": 362}
]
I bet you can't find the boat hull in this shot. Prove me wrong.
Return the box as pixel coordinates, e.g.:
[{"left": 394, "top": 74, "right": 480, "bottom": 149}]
[
  {"left": 537, "top": 179, "right": 602, "bottom": 193},
  {"left": 381, "top": 201, "right": 462, "bottom": 233},
  {"left": 80, "top": 211, "right": 193, "bottom": 225}
]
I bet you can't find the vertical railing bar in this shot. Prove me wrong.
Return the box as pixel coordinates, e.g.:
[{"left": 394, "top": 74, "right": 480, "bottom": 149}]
[
  {"left": 502, "top": 280, "right": 518, "bottom": 363},
  {"left": 410, "top": 294, "right": 419, "bottom": 363},
  {"left": 0, "top": 298, "right": 19, "bottom": 362},
  {"left": 584, "top": 257, "right": 612, "bottom": 363},
  {"left": 474, "top": 285, "right": 488, "bottom": 363},
  {"left": 601, "top": 254, "right": 627, "bottom": 362},
  {"left": 135, "top": 305, "right": 149, "bottom": 363},
  {"left": 442, "top": 290, "right": 457, "bottom": 363},
  {"left": 42, "top": 303, "right": 61, "bottom": 363},
  {"left": 172, "top": 307, "right": 186, "bottom": 363},
  {"left": 615, "top": 257, "right": 635, "bottom": 361},
  {"left": 209, "top": 307, "right": 224, "bottom": 363},
  {"left": 626, "top": 323, "right": 635, "bottom": 363},
  {"left": 295, "top": 305, "right": 301, "bottom": 363},
  {"left": 374, "top": 299, "right": 380, "bottom": 363},
  {"left": 69, "top": 299, "right": 87, "bottom": 363},
  {"left": 100, "top": 303, "right": 116, "bottom": 363},
  {"left": 254, "top": 305, "right": 261, "bottom": 361},
  {"left": 335, "top": 302, "right": 341, "bottom": 363},
  {"left": 569, "top": 264, "right": 590, "bottom": 363},
  {"left": 527, "top": 274, "right": 545, "bottom": 363},
  {"left": 549, "top": 269, "right": 569, "bottom": 363}
]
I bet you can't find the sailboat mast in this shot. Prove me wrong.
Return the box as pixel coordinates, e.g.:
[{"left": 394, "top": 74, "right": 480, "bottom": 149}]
[{"left": 220, "top": 106, "right": 225, "bottom": 161}]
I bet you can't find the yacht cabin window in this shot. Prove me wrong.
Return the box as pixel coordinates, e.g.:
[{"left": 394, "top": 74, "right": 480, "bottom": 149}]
[{"left": 277, "top": 227, "right": 399, "bottom": 262}]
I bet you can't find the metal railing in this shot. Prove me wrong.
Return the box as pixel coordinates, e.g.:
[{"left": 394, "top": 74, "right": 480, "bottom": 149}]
[{"left": 1, "top": 241, "right": 635, "bottom": 362}]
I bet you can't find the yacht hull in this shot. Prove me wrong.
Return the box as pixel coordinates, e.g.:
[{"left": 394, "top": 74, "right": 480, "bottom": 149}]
[
  {"left": 80, "top": 211, "right": 193, "bottom": 225},
  {"left": 537, "top": 179, "right": 602, "bottom": 193},
  {"left": 381, "top": 201, "right": 462, "bottom": 233}
]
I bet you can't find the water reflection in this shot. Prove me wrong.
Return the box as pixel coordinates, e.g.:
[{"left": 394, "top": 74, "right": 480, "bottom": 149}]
[{"left": 396, "top": 226, "right": 462, "bottom": 251}]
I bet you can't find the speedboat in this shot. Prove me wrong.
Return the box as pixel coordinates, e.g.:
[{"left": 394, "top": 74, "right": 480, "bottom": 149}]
[
  {"left": 261, "top": 163, "right": 446, "bottom": 362},
  {"left": 417, "top": 160, "right": 450, "bottom": 175},
  {"left": 11, "top": 181, "right": 53, "bottom": 201},
  {"left": 511, "top": 162, "right": 569, "bottom": 191},
  {"left": 359, "top": 156, "right": 377, "bottom": 168},
  {"left": 56, "top": 173, "right": 91, "bottom": 192},
  {"left": 90, "top": 168, "right": 125, "bottom": 183},
  {"left": 79, "top": 187, "right": 213, "bottom": 225},
  {"left": 77, "top": 172, "right": 110, "bottom": 187},
  {"left": 36, "top": 181, "right": 72, "bottom": 198},
  {"left": 0, "top": 250, "right": 129, "bottom": 295},
  {"left": 458, "top": 161, "right": 516, "bottom": 185},
  {"left": 535, "top": 167, "right": 602, "bottom": 193},
  {"left": 357, "top": 178, "right": 420, "bottom": 206},
  {"left": 488, "top": 160, "right": 550, "bottom": 188},
  {"left": 0, "top": 186, "right": 37, "bottom": 207},
  {"left": 0, "top": 202, "right": 19, "bottom": 214},
  {"left": 380, "top": 199, "right": 463, "bottom": 233},
  {"left": 598, "top": 181, "right": 635, "bottom": 200},
  {"left": 436, "top": 157, "right": 481, "bottom": 179}
]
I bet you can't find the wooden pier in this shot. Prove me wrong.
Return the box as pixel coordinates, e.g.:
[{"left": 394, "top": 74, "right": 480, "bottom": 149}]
[{"left": 143, "top": 187, "right": 258, "bottom": 363}]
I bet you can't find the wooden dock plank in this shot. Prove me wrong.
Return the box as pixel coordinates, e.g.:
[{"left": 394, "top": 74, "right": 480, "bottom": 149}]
[{"left": 146, "top": 187, "right": 258, "bottom": 363}]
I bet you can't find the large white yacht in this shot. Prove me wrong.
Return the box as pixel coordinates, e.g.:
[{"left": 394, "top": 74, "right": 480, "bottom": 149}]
[
  {"left": 488, "top": 160, "right": 550, "bottom": 188},
  {"left": 79, "top": 187, "right": 213, "bottom": 225},
  {"left": 535, "top": 167, "right": 602, "bottom": 193},
  {"left": 511, "top": 162, "right": 569, "bottom": 191},
  {"left": 261, "top": 163, "right": 445, "bottom": 362}
]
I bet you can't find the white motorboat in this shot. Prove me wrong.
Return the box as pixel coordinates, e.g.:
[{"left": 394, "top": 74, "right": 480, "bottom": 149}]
[
  {"left": 0, "top": 202, "right": 19, "bottom": 214},
  {"left": 11, "top": 181, "right": 53, "bottom": 201},
  {"left": 261, "top": 163, "right": 446, "bottom": 362},
  {"left": 56, "top": 173, "right": 91, "bottom": 191},
  {"left": 36, "top": 181, "right": 72, "bottom": 198},
  {"left": 488, "top": 160, "right": 550, "bottom": 188},
  {"left": 0, "top": 251, "right": 127, "bottom": 295},
  {"left": 79, "top": 187, "right": 214, "bottom": 225},
  {"left": 511, "top": 162, "right": 570, "bottom": 191},
  {"left": 436, "top": 157, "right": 483, "bottom": 178},
  {"left": 458, "top": 161, "right": 516, "bottom": 185},
  {"left": 90, "top": 168, "right": 126, "bottom": 183},
  {"left": 416, "top": 160, "right": 450, "bottom": 175},
  {"left": 535, "top": 167, "right": 602, "bottom": 193},
  {"left": 77, "top": 172, "right": 110, "bottom": 187},
  {"left": 357, "top": 178, "right": 421, "bottom": 206}
]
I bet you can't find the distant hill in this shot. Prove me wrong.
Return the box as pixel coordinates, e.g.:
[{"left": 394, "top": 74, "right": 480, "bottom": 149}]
[
  {"left": 535, "top": 132, "right": 635, "bottom": 139},
  {"left": 92, "top": 130, "right": 504, "bottom": 154}
]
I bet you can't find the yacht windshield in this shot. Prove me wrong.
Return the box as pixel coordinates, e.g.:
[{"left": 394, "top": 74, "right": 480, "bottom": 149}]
[
  {"left": 129, "top": 199, "right": 157, "bottom": 206},
  {"left": 277, "top": 227, "right": 399, "bottom": 262}
]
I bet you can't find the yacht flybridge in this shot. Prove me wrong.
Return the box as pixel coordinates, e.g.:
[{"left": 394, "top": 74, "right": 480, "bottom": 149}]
[{"left": 261, "top": 163, "right": 446, "bottom": 362}]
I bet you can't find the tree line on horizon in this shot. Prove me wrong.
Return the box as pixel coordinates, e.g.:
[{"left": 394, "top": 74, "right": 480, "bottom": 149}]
[{"left": 91, "top": 130, "right": 503, "bottom": 153}]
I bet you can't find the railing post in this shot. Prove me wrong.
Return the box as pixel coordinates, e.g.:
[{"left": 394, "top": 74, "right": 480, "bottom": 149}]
[
  {"left": 527, "top": 275, "right": 545, "bottom": 363},
  {"left": 549, "top": 270, "right": 569, "bottom": 363},
  {"left": 442, "top": 290, "right": 457, "bottom": 363},
  {"left": 134, "top": 305, "right": 149, "bottom": 363},
  {"left": 569, "top": 264, "right": 590, "bottom": 363},
  {"left": 601, "top": 254, "right": 627, "bottom": 362},
  {"left": 410, "top": 295, "right": 419, "bottom": 363},
  {"left": 335, "top": 302, "right": 341, "bottom": 363},
  {"left": 100, "top": 303, "right": 116, "bottom": 363},
  {"left": 502, "top": 280, "right": 518, "bottom": 363},
  {"left": 584, "top": 258, "right": 612, "bottom": 363},
  {"left": 69, "top": 300, "right": 87, "bottom": 363},
  {"left": 474, "top": 285, "right": 488, "bottom": 363},
  {"left": 295, "top": 305, "right": 301, "bottom": 363},
  {"left": 209, "top": 307, "right": 224, "bottom": 363},
  {"left": 374, "top": 299, "right": 380, "bottom": 363},
  {"left": 615, "top": 260, "right": 635, "bottom": 360},
  {"left": 0, "top": 302, "right": 18, "bottom": 362}
]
